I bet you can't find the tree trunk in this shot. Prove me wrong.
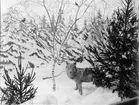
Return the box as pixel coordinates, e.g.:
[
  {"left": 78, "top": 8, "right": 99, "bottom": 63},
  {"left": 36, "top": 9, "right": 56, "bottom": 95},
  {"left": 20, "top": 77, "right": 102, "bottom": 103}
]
[{"left": 52, "top": 58, "right": 56, "bottom": 91}]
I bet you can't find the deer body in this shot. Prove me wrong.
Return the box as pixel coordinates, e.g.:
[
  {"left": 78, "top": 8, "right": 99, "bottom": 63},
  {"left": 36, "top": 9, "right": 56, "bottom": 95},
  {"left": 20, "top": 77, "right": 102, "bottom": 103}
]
[{"left": 65, "top": 62, "right": 95, "bottom": 95}]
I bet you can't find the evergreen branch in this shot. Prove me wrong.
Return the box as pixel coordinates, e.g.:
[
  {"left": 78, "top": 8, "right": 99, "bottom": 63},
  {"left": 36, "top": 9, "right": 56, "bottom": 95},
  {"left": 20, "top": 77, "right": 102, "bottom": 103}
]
[
  {"left": 29, "top": 52, "right": 49, "bottom": 63},
  {"left": 0, "top": 46, "right": 13, "bottom": 53}
]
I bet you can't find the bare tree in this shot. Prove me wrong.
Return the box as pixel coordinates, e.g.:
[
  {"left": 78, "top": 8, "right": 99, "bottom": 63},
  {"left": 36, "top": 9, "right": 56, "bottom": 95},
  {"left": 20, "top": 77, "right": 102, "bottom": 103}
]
[
  {"left": 2, "top": 0, "right": 94, "bottom": 91},
  {"left": 25, "top": 0, "right": 94, "bottom": 91}
]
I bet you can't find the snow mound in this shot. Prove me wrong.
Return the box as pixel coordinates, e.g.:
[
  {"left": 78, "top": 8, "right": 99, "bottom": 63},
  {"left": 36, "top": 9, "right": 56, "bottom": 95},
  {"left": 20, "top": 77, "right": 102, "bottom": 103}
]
[{"left": 19, "top": 63, "right": 120, "bottom": 105}]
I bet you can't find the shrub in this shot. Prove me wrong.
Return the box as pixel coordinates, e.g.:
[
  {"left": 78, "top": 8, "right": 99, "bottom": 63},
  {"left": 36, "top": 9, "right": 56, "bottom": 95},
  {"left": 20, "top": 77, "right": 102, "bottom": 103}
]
[{"left": 0, "top": 52, "right": 38, "bottom": 105}]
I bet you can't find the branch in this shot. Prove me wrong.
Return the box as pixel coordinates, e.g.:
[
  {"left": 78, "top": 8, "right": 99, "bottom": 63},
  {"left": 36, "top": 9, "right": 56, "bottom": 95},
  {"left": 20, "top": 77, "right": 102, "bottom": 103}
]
[
  {"left": 55, "top": 0, "right": 64, "bottom": 31},
  {"left": 20, "top": 23, "right": 52, "bottom": 53},
  {"left": 29, "top": 52, "right": 49, "bottom": 63},
  {"left": 43, "top": 0, "right": 52, "bottom": 28},
  {"left": 59, "top": 0, "right": 94, "bottom": 56},
  {"left": 60, "top": 1, "right": 83, "bottom": 45},
  {"left": 77, "top": 0, "right": 94, "bottom": 21},
  {"left": 42, "top": 70, "right": 65, "bottom": 80},
  {"left": 23, "top": 4, "right": 36, "bottom": 24},
  {"left": 0, "top": 46, "right": 13, "bottom": 53}
]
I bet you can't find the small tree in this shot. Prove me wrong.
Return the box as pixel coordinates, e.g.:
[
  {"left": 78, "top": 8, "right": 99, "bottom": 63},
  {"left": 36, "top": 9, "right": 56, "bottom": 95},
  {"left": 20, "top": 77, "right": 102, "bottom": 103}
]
[
  {"left": 0, "top": 52, "right": 38, "bottom": 105},
  {"left": 85, "top": 0, "right": 139, "bottom": 100}
]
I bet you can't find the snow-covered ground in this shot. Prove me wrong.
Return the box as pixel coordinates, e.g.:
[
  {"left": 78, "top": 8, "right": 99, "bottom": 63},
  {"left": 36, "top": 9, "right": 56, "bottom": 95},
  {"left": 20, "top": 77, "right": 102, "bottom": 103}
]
[
  {"left": 3, "top": 59, "right": 120, "bottom": 105},
  {"left": 0, "top": 56, "right": 121, "bottom": 105}
]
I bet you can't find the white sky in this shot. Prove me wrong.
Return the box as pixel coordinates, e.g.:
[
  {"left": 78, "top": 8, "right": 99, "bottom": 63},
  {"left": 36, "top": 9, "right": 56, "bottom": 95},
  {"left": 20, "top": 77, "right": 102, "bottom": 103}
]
[
  {"left": 1, "top": 0, "right": 138, "bottom": 14},
  {"left": 1, "top": 0, "right": 139, "bottom": 27},
  {"left": 1, "top": 0, "right": 118, "bottom": 15},
  {"left": 1, "top": 0, "right": 19, "bottom": 14}
]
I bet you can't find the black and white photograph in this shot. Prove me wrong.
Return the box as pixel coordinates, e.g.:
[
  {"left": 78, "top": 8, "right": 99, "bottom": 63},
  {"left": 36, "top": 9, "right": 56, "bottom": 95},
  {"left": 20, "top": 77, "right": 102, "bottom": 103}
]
[{"left": 1, "top": 0, "right": 139, "bottom": 105}]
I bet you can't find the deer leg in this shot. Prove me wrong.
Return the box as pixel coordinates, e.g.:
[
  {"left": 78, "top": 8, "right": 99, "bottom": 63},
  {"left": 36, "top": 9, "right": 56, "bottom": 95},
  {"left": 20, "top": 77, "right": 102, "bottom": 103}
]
[
  {"left": 74, "top": 83, "right": 78, "bottom": 90},
  {"left": 78, "top": 83, "right": 83, "bottom": 95}
]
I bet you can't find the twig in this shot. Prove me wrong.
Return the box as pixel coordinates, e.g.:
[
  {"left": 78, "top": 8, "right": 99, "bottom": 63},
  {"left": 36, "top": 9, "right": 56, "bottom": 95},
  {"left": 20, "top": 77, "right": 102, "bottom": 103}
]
[
  {"left": 59, "top": 0, "right": 94, "bottom": 56},
  {"left": 42, "top": 70, "right": 65, "bottom": 80},
  {"left": 43, "top": 0, "right": 52, "bottom": 28}
]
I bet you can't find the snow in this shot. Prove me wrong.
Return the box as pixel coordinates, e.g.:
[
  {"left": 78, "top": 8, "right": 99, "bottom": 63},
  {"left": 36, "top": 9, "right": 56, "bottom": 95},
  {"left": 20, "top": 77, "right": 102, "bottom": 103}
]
[
  {"left": 0, "top": 46, "right": 120, "bottom": 105},
  {"left": 6, "top": 60, "right": 120, "bottom": 105},
  {"left": 0, "top": 52, "right": 120, "bottom": 105}
]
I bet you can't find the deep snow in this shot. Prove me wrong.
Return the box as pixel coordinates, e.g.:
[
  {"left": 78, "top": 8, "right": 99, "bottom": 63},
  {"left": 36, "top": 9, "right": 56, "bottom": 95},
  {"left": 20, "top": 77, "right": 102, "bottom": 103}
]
[{"left": 1, "top": 59, "right": 121, "bottom": 105}]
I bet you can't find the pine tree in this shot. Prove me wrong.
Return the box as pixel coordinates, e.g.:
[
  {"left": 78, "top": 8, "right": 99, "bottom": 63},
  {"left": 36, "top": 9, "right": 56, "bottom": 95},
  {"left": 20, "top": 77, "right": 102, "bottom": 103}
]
[
  {"left": 1, "top": 7, "right": 51, "bottom": 70},
  {"left": 0, "top": 52, "right": 38, "bottom": 105},
  {"left": 85, "top": 0, "right": 139, "bottom": 100}
]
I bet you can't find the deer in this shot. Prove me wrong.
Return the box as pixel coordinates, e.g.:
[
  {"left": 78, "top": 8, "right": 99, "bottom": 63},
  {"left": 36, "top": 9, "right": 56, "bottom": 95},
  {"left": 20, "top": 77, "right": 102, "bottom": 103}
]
[{"left": 65, "top": 57, "right": 95, "bottom": 95}]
